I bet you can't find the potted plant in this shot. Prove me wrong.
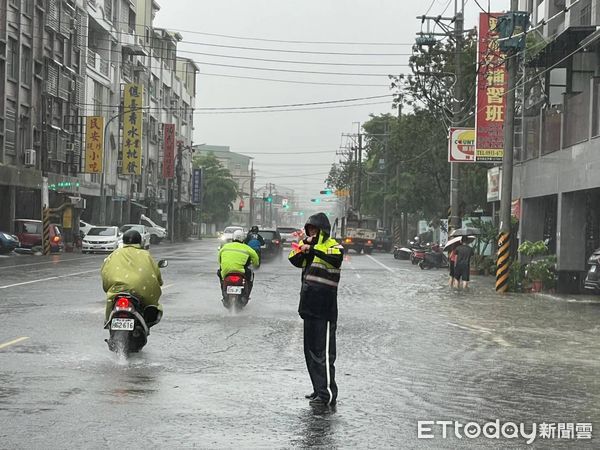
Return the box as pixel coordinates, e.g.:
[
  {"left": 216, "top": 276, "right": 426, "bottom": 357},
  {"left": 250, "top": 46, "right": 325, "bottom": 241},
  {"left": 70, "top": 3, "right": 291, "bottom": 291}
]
[{"left": 518, "top": 240, "right": 556, "bottom": 292}]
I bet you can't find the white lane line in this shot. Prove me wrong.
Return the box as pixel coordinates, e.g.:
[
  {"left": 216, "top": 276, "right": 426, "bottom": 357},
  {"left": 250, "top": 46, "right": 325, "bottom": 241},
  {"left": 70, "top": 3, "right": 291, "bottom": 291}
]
[
  {"left": 0, "top": 337, "right": 30, "bottom": 350},
  {"left": 366, "top": 255, "right": 395, "bottom": 273},
  {"left": 0, "top": 269, "right": 98, "bottom": 289}
]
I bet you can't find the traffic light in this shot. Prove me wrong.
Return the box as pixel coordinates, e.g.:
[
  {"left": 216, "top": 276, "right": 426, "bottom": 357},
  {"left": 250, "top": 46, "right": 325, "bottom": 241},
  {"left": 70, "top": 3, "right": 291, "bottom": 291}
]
[
  {"left": 311, "top": 198, "right": 321, "bottom": 204},
  {"left": 319, "top": 189, "right": 333, "bottom": 195},
  {"left": 263, "top": 195, "right": 272, "bottom": 203}
]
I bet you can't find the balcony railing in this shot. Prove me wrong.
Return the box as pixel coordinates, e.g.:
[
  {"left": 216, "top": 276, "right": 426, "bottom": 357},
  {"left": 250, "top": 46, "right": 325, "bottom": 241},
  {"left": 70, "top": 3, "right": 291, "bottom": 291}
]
[
  {"left": 563, "top": 91, "right": 590, "bottom": 148},
  {"left": 541, "top": 106, "right": 562, "bottom": 155}
]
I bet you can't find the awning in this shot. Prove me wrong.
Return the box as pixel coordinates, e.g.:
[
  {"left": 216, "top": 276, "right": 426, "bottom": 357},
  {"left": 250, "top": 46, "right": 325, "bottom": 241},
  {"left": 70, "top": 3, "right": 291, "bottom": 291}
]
[
  {"left": 527, "top": 26, "right": 596, "bottom": 68},
  {"left": 130, "top": 201, "right": 147, "bottom": 210}
]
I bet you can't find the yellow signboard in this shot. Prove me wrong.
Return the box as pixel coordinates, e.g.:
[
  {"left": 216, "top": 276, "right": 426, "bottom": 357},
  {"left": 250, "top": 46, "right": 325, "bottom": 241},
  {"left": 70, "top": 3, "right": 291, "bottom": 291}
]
[
  {"left": 84, "top": 116, "right": 104, "bottom": 173},
  {"left": 122, "top": 83, "right": 143, "bottom": 175},
  {"left": 63, "top": 206, "right": 72, "bottom": 229}
]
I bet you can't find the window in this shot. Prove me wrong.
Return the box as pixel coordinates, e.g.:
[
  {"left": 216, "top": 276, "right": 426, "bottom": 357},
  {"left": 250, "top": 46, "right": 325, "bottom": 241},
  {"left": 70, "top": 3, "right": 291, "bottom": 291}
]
[
  {"left": 93, "top": 80, "right": 106, "bottom": 116},
  {"left": 21, "top": 46, "right": 32, "bottom": 83},
  {"left": 7, "top": 38, "right": 18, "bottom": 80},
  {"left": 23, "top": 0, "right": 34, "bottom": 15}
]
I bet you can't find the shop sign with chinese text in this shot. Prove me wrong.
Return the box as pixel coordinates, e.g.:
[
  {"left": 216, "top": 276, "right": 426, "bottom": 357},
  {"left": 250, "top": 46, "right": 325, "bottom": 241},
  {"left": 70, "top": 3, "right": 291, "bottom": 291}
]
[
  {"left": 448, "top": 128, "right": 476, "bottom": 162},
  {"left": 162, "top": 123, "right": 175, "bottom": 179},
  {"left": 475, "top": 12, "right": 506, "bottom": 162},
  {"left": 85, "top": 116, "right": 104, "bottom": 173},
  {"left": 122, "top": 83, "right": 143, "bottom": 175}
]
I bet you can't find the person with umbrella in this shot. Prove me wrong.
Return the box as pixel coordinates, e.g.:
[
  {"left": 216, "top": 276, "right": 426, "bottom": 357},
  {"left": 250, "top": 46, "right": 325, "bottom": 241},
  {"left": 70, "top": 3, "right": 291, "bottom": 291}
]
[
  {"left": 444, "top": 234, "right": 476, "bottom": 288},
  {"left": 453, "top": 236, "right": 475, "bottom": 288}
]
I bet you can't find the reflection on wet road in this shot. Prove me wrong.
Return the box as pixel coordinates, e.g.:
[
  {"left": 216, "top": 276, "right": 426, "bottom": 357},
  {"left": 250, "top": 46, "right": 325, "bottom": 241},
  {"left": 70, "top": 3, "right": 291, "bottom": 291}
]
[{"left": 1, "top": 240, "right": 599, "bottom": 448}]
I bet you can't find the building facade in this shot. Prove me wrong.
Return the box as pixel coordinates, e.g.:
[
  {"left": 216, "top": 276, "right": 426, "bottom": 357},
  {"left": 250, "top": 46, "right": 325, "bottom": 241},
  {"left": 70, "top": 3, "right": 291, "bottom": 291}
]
[
  {"left": 0, "top": 0, "right": 197, "bottom": 241},
  {"left": 514, "top": 0, "right": 600, "bottom": 291}
]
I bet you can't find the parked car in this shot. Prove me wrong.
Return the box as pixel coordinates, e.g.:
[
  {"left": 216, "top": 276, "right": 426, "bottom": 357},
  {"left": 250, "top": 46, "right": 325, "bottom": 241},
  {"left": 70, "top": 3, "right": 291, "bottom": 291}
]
[
  {"left": 14, "top": 219, "right": 63, "bottom": 252},
  {"left": 81, "top": 226, "right": 121, "bottom": 254},
  {"left": 120, "top": 224, "right": 151, "bottom": 249},
  {"left": 276, "top": 226, "right": 299, "bottom": 246},
  {"left": 140, "top": 214, "right": 167, "bottom": 244},
  {"left": 0, "top": 230, "right": 20, "bottom": 254},
  {"left": 79, "top": 220, "right": 95, "bottom": 236},
  {"left": 219, "top": 226, "right": 244, "bottom": 244},
  {"left": 258, "top": 229, "right": 283, "bottom": 260}
]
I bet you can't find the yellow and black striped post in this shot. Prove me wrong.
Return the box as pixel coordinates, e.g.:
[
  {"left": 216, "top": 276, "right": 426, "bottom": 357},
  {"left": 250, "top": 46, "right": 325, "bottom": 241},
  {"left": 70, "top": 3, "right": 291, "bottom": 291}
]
[
  {"left": 495, "top": 232, "right": 511, "bottom": 292},
  {"left": 42, "top": 207, "right": 51, "bottom": 255}
]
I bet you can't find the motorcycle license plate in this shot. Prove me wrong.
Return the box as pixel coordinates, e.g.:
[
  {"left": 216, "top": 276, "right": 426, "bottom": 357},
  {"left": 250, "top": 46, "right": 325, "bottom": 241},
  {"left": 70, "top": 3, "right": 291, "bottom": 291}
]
[
  {"left": 111, "top": 318, "right": 134, "bottom": 331},
  {"left": 226, "top": 286, "right": 243, "bottom": 294}
]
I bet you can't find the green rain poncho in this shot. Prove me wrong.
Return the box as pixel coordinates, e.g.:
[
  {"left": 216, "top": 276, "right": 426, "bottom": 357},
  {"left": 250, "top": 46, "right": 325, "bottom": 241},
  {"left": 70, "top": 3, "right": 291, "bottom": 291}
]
[{"left": 101, "top": 244, "right": 163, "bottom": 320}]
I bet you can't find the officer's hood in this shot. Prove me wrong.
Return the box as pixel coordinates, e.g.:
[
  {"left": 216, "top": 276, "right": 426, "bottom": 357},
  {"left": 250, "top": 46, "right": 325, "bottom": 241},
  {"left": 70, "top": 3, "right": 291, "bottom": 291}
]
[{"left": 305, "top": 212, "right": 331, "bottom": 239}]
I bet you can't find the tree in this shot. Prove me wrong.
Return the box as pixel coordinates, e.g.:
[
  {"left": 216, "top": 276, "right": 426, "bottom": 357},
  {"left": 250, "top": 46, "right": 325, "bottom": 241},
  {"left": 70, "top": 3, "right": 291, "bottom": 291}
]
[{"left": 192, "top": 153, "right": 238, "bottom": 226}]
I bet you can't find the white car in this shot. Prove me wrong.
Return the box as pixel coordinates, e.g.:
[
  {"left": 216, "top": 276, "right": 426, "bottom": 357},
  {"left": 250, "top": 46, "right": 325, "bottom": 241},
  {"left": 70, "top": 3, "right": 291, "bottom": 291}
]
[
  {"left": 219, "top": 226, "right": 244, "bottom": 244},
  {"left": 120, "top": 224, "right": 151, "bottom": 249},
  {"left": 82, "top": 226, "right": 122, "bottom": 254},
  {"left": 79, "top": 220, "right": 94, "bottom": 236},
  {"left": 140, "top": 214, "right": 167, "bottom": 244}
]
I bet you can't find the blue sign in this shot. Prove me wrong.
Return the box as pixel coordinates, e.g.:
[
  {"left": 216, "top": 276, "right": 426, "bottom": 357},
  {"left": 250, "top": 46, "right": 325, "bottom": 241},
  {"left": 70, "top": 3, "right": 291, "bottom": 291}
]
[{"left": 192, "top": 168, "right": 202, "bottom": 204}]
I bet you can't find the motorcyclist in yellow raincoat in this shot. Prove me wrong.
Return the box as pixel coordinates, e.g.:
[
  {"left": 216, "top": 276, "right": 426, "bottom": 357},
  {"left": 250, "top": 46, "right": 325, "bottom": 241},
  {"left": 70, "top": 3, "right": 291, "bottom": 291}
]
[
  {"left": 218, "top": 229, "right": 259, "bottom": 295},
  {"left": 101, "top": 229, "right": 163, "bottom": 326}
]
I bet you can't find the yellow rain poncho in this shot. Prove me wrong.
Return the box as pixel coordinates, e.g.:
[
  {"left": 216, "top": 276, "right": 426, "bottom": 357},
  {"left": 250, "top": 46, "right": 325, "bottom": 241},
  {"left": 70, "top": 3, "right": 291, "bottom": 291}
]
[{"left": 101, "top": 244, "right": 163, "bottom": 320}]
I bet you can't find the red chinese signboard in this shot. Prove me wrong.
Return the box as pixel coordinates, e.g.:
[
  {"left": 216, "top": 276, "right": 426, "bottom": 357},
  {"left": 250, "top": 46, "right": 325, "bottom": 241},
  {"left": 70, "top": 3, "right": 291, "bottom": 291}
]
[
  {"left": 162, "top": 123, "right": 175, "bottom": 179},
  {"left": 475, "top": 12, "right": 507, "bottom": 162}
]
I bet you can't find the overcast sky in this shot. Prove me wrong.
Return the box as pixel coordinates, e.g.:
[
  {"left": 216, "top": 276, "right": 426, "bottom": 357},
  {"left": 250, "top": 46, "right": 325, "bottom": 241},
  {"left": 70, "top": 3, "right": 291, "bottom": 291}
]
[{"left": 154, "top": 1, "right": 507, "bottom": 204}]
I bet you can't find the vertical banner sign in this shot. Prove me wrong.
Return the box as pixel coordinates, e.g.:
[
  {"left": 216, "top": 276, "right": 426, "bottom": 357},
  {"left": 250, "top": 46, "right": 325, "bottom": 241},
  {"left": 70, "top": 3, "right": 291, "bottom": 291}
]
[
  {"left": 122, "top": 83, "right": 143, "bottom": 175},
  {"left": 85, "top": 116, "right": 104, "bottom": 173},
  {"left": 162, "top": 123, "right": 175, "bottom": 179},
  {"left": 448, "top": 127, "right": 476, "bottom": 162},
  {"left": 192, "top": 168, "right": 202, "bottom": 204},
  {"left": 475, "top": 13, "right": 507, "bottom": 162}
]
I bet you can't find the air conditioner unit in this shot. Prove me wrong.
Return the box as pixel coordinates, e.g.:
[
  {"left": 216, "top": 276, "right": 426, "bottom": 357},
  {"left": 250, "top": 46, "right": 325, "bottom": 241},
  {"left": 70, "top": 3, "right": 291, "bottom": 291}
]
[{"left": 24, "top": 149, "right": 36, "bottom": 167}]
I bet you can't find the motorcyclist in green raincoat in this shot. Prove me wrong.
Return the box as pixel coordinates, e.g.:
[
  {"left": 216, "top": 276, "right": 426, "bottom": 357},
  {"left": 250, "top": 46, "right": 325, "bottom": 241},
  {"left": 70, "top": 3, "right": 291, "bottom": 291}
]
[{"left": 101, "top": 229, "right": 163, "bottom": 325}]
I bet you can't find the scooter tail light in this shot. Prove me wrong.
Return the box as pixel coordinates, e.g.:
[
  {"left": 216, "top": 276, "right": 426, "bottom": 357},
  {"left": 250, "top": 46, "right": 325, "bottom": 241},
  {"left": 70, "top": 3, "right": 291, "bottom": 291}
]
[
  {"left": 115, "top": 297, "right": 131, "bottom": 309},
  {"left": 228, "top": 275, "right": 242, "bottom": 283}
]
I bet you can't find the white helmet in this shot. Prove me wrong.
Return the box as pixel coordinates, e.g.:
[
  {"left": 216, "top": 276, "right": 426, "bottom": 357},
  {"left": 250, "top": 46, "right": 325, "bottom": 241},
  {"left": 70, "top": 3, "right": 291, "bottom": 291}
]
[{"left": 232, "top": 230, "right": 245, "bottom": 242}]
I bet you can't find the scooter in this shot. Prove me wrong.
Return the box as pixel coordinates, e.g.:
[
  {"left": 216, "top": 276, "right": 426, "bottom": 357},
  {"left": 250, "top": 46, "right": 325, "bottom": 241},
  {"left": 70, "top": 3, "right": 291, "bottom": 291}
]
[
  {"left": 222, "top": 272, "right": 252, "bottom": 311},
  {"left": 419, "top": 245, "right": 449, "bottom": 269},
  {"left": 584, "top": 248, "right": 600, "bottom": 293},
  {"left": 104, "top": 259, "right": 167, "bottom": 355}
]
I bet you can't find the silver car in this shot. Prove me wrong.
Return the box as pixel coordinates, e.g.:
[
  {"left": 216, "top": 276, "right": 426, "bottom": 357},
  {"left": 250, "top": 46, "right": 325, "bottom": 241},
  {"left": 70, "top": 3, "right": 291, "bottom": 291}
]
[{"left": 82, "top": 226, "right": 121, "bottom": 254}]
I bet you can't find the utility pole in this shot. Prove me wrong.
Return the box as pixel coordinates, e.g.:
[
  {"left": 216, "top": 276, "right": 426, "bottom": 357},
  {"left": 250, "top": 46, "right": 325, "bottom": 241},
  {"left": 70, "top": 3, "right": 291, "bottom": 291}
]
[
  {"left": 496, "top": 0, "right": 521, "bottom": 292},
  {"left": 449, "top": 0, "right": 464, "bottom": 232},
  {"left": 176, "top": 140, "right": 183, "bottom": 241},
  {"left": 249, "top": 161, "right": 255, "bottom": 228},
  {"left": 268, "top": 183, "right": 273, "bottom": 226},
  {"left": 357, "top": 133, "right": 363, "bottom": 213}
]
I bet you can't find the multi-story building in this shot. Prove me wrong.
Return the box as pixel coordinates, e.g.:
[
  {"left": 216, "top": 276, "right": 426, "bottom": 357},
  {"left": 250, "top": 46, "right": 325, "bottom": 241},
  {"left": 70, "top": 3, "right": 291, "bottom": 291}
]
[
  {"left": 0, "top": 0, "right": 87, "bottom": 233},
  {"left": 514, "top": 0, "right": 600, "bottom": 291},
  {"left": 0, "top": 0, "right": 197, "bottom": 242}
]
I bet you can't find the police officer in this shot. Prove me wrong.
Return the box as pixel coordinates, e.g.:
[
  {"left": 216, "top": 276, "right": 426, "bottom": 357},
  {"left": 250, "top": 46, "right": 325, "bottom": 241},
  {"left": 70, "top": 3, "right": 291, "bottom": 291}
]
[{"left": 288, "top": 212, "right": 343, "bottom": 406}]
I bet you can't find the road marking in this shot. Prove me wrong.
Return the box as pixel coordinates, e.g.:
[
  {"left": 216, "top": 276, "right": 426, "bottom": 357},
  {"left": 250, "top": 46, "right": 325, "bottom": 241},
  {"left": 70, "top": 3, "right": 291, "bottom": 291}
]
[
  {"left": 366, "top": 255, "right": 395, "bottom": 273},
  {"left": 0, "top": 337, "right": 30, "bottom": 350},
  {"left": 355, "top": 272, "right": 362, "bottom": 279},
  {"left": 0, "top": 269, "right": 98, "bottom": 289}
]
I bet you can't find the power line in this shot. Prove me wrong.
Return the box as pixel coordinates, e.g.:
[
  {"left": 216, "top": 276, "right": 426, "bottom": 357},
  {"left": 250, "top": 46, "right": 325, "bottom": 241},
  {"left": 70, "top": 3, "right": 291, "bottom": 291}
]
[
  {"left": 198, "top": 72, "right": 390, "bottom": 87},
  {"left": 168, "top": 29, "right": 414, "bottom": 46}
]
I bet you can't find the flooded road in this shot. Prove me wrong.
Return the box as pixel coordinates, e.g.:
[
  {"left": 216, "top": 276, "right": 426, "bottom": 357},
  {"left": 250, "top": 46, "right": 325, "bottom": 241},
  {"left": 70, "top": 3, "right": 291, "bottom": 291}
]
[{"left": 1, "top": 240, "right": 599, "bottom": 448}]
